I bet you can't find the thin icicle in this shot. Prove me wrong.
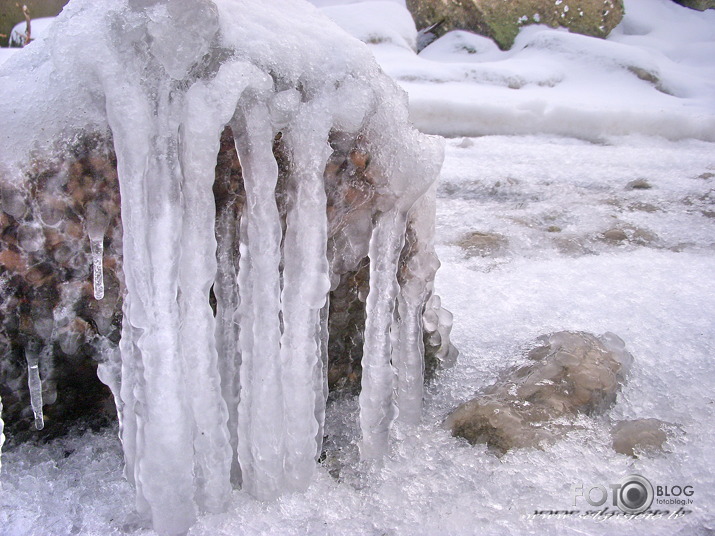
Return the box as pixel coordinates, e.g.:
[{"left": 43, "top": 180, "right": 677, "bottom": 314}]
[
  {"left": 394, "top": 290, "right": 425, "bottom": 425},
  {"left": 25, "top": 340, "right": 44, "bottom": 431},
  {"left": 315, "top": 300, "right": 330, "bottom": 458},
  {"left": 214, "top": 206, "right": 243, "bottom": 485},
  {"left": 86, "top": 202, "right": 109, "bottom": 301},
  {"left": 359, "top": 208, "right": 408, "bottom": 459},
  {"left": 393, "top": 190, "right": 439, "bottom": 425},
  {"left": 279, "top": 110, "right": 333, "bottom": 489},
  {"left": 90, "top": 238, "right": 105, "bottom": 300},
  {"left": 0, "top": 393, "right": 4, "bottom": 472},
  {"left": 233, "top": 98, "right": 286, "bottom": 500}
]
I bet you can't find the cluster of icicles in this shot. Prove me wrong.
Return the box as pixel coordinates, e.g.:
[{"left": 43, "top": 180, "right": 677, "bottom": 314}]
[{"left": 0, "top": 0, "right": 445, "bottom": 534}]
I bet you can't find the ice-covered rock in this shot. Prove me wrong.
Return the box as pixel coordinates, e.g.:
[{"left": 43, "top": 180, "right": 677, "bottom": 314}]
[
  {"left": 610, "top": 418, "right": 678, "bottom": 457},
  {"left": 405, "top": 0, "right": 625, "bottom": 50},
  {"left": 0, "top": 0, "right": 450, "bottom": 533},
  {"left": 445, "top": 331, "right": 633, "bottom": 453}
]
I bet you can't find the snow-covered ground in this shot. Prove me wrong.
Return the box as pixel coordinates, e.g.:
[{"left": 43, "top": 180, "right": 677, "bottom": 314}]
[{"left": 2, "top": 0, "right": 715, "bottom": 535}]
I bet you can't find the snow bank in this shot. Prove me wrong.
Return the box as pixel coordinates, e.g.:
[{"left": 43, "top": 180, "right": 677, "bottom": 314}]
[
  {"left": 322, "top": 0, "right": 715, "bottom": 140},
  {"left": 321, "top": 1, "right": 417, "bottom": 50}
]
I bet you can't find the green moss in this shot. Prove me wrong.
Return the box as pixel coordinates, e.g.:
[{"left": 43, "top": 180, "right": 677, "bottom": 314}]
[{"left": 407, "top": 0, "right": 625, "bottom": 51}]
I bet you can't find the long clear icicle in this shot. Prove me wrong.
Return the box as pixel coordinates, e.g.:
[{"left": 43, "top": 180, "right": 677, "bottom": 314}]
[
  {"left": 106, "top": 79, "right": 197, "bottom": 533},
  {"left": 214, "top": 206, "right": 243, "bottom": 485},
  {"left": 393, "top": 190, "right": 438, "bottom": 425},
  {"left": 280, "top": 110, "right": 333, "bottom": 489},
  {"left": 179, "top": 64, "right": 254, "bottom": 512},
  {"left": 25, "top": 340, "right": 44, "bottom": 431},
  {"left": 359, "top": 209, "right": 408, "bottom": 459},
  {"left": 233, "top": 100, "right": 286, "bottom": 500},
  {"left": 90, "top": 237, "right": 104, "bottom": 300}
]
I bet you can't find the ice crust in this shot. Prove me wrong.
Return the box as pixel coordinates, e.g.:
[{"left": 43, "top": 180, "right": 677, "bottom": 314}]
[{"left": 0, "top": 0, "right": 443, "bottom": 534}]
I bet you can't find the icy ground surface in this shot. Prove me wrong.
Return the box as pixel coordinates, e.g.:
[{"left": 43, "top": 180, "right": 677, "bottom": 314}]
[{"left": 2, "top": 134, "right": 714, "bottom": 535}]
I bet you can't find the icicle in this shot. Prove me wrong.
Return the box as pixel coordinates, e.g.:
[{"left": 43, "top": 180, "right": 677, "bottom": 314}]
[
  {"left": 86, "top": 202, "right": 109, "bottom": 301},
  {"left": 178, "top": 63, "right": 255, "bottom": 512},
  {"left": 25, "top": 340, "right": 44, "bottom": 431},
  {"left": 105, "top": 77, "right": 198, "bottom": 533},
  {"left": 215, "top": 206, "right": 243, "bottom": 485},
  {"left": 279, "top": 107, "right": 333, "bottom": 489},
  {"left": 315, "top": 300, "right": 331, "bottom": 458},
  {"left": 358, "top": 208, "right": 408, "bottom": 459},
  {"left": 393, "top": 189, "right": 439, "bottom": 425},
  {"left": 119, "top": 314, "right": 151, "bottom": 518},
  {"left": 0, "top": 393, "right": 5, "bottom": 472},
  {"left": 90, "top": 237, "right": 105, "bottom": 300},
  {"left": 233, "top": 99, "right": 286, "bottom": 500}
]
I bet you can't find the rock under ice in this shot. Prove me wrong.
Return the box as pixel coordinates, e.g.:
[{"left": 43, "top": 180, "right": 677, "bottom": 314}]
[{"left": 0, "top": 0, "right": 447, "bottom": 533}]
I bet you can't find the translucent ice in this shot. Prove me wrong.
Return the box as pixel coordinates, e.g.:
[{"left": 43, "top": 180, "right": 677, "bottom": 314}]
[
  {"left": 0, "top": 394, "right": 4, "bottom": 471},
  {"left": 25, "top": 340, "right": 44, "bottom": 431},
  {"left": 90, "top": 239, "right": 104, "bottom": 300}
]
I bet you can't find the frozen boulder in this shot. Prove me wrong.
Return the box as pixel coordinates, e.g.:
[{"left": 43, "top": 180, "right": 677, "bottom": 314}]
[
  {"left": 611, "top": 418, "right": 678, "bottom": 457},
  {"left": 445, "top": 331, "right": 633, "bottom": 453},
  {"left": 406, "top": 0, "right": 625, "bottom": 50},
  {"left": 0, "top": 0, "right": 451, "bottom": 533}
]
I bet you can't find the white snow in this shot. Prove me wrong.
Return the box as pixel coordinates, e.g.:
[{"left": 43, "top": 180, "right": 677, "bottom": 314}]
[
  {"left": 0, "top": 48, "right": 18, "bottom": 65},
  {"left": 2, "top": 0, "right": 715, "bottom": 535},
  {"left": 319, "top": 0, "right": 715, "bottom": 140},
  {"left": 321, "top": 2, "right": 418, "bottom": 51}
]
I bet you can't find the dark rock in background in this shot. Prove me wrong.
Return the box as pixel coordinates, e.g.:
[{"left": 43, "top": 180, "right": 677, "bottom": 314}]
[
  {"left": 406, "top": 0, "right": 625, "bottom": 50},
  {"left": 673, "top": 0, "right": 715, "bottom": 10}
]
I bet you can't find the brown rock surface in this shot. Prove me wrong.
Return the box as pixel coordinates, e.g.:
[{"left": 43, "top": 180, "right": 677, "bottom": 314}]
[
  {"left": 611, "top": 418, "right": 677, "bottom": 457},
  {"left": 445, "top": 331, "right": 633, "bottom": 453}
]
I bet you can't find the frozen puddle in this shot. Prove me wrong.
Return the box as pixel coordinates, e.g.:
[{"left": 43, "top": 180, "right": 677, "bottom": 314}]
[{"left": 2, "top": 135, "right": 714, "bottom": 535}]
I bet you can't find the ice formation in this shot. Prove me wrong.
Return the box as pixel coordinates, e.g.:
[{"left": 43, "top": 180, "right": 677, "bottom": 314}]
[
  {"left": 0, "top": 394, "right": 4, "bottom": 472},
  {"left": 24, "top": 340, "right": 45, "bottom": 431},
  {"left": 0, "top": 0, "right": 444, "bottom": 534}
]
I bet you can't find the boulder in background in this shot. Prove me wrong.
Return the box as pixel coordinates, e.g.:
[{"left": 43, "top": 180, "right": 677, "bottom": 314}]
[{"left": 406, "top": 0, "right": 625, "bottom": 50}]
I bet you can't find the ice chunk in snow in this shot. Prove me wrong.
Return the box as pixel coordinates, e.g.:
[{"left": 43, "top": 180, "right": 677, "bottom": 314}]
[{"left": 0, "top": 0, "right": 443, "bottom": 533}]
